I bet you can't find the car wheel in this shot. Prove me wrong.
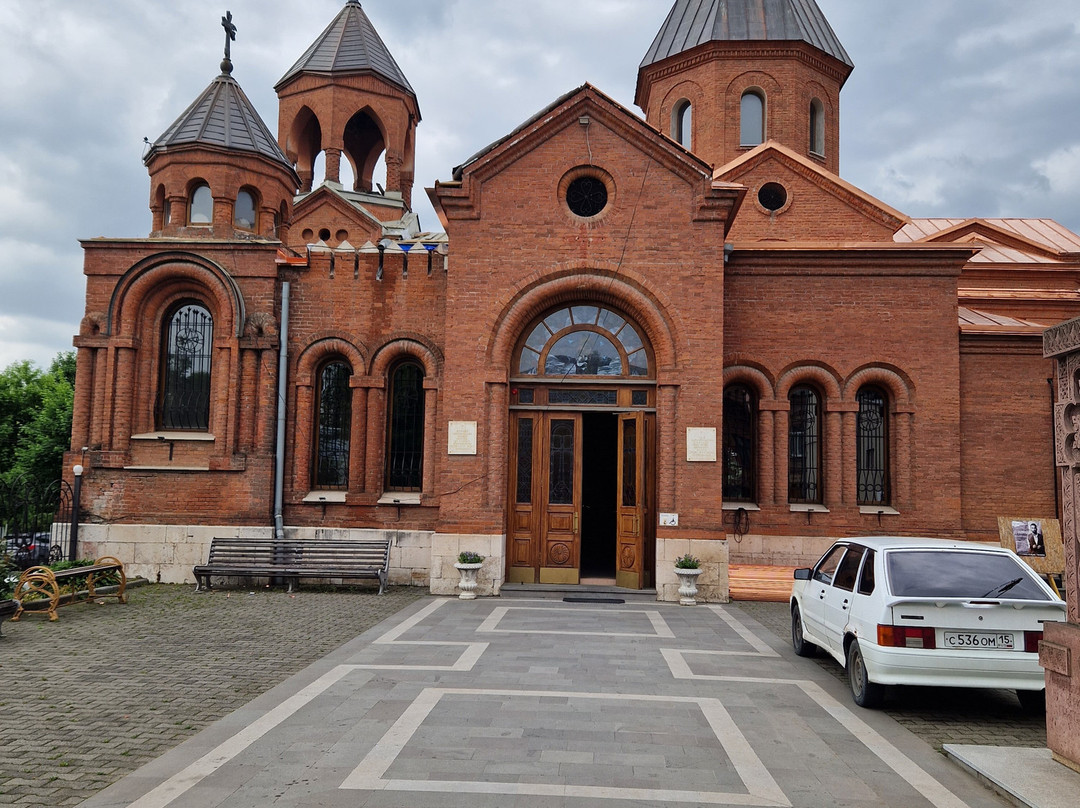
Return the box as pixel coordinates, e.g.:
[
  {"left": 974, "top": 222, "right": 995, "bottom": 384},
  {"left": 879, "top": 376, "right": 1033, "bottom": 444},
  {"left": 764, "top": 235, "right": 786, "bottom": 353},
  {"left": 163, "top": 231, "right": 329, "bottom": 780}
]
[
  {"left": 791, "top": 604, "right": 817, "bottom": 657},
  {"left": 1017, "top": 689, "right": 1046, "bottom": 714},
  {"left": 847, "top": 640, "right": 884, "bottom": 708}
]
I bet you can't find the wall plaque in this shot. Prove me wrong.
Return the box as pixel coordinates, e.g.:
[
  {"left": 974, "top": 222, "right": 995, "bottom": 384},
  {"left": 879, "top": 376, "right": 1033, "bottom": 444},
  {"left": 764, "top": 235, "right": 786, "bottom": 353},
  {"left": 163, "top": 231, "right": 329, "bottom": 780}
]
[
  {"left": 686, "top": 427, "right": 717, "bottom": 462},
  {"left": 447, "top": 421, "right": 477, "bottom": 455}
]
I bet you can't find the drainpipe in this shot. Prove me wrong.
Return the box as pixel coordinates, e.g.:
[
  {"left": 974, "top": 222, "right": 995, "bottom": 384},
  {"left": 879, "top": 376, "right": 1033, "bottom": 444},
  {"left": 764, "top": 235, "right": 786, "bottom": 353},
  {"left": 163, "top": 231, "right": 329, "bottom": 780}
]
[{"left": 274, "top": 282, "right": 290, "bottom": 540}]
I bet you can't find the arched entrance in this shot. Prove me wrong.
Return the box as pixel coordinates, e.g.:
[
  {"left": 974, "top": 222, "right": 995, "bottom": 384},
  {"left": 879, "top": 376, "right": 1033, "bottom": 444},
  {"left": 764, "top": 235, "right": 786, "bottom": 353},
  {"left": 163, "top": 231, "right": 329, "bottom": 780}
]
[{"left": 506, "top": 305, "right": 656, "bottom": 589}]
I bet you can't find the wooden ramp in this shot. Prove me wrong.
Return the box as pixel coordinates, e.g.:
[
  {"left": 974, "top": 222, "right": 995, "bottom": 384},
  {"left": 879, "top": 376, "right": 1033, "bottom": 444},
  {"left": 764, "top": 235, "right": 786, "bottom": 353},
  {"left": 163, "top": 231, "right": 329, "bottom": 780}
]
[{"left": 729, "top": 564, "right": 796, "bottom": 602}]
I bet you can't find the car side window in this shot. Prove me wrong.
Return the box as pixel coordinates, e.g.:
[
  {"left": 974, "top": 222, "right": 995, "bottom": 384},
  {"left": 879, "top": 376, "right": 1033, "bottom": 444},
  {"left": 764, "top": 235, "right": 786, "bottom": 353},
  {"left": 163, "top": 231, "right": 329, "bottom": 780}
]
[
  {"left": 857, "top": 549, "right": 876, "bottom": 595},
  {"left": 812, "top": 545, "right": 846, "bottom": 585},
  {"left": 833, "top": 545, "right": 865, "bottom": 592}
]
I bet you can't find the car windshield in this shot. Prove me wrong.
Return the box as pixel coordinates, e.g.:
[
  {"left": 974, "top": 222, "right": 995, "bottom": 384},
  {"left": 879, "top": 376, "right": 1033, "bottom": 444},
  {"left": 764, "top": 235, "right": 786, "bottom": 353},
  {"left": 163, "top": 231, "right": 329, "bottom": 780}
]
[{"left": 886, "top": 550, "right": 1052, "bottom": 600}]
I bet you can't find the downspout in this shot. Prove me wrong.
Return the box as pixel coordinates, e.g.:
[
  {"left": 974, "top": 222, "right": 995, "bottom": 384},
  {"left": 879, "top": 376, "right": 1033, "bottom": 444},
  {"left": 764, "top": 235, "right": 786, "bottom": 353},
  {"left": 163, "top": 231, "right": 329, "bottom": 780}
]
[{"left": 274, "top": 281, "right": 291, "bottom": 540}]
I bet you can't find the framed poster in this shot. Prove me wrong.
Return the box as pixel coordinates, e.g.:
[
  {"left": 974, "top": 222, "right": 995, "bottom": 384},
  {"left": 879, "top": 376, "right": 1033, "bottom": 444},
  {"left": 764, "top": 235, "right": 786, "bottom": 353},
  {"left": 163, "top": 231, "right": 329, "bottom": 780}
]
[{"left": 997, "top": 516, "right": 1064, "bottom": 576}]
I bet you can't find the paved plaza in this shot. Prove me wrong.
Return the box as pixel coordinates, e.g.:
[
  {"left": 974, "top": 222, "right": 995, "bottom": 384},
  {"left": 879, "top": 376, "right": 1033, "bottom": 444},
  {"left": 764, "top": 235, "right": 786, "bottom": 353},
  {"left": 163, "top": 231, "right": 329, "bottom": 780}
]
[
  {"left": 20, "top": 590, "right": 1028, "bottom": 808},
  {"left": 0, "top": 585, "right": 1056, "bottom": 807}
]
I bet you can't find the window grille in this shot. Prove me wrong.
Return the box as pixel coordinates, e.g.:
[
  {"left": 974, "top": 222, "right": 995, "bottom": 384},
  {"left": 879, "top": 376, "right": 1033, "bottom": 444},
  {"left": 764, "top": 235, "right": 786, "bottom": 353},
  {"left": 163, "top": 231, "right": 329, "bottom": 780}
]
[
  {"left": 723, "top": 385, "right": 756, "bottom": 502},
  {"left": 314, "top": 361, "right": 351, "bottom": 489},
  {"left": 548, "top": 420, "right": 575, "bottom": 505},
  {"left": 386, "top": 363, "right": 424, "bottom": 490},
  {"left": 160, "top": 303, "right": 213, "bottom": 430},
  {"left": 516, "top": 419, "right": 533, "bottom": 504},
  {"left": 856, "top": 387, "right": 889, "bottom": 505},
  {"left": 788, "top": 386, "right": 821, "bottom": 503}
]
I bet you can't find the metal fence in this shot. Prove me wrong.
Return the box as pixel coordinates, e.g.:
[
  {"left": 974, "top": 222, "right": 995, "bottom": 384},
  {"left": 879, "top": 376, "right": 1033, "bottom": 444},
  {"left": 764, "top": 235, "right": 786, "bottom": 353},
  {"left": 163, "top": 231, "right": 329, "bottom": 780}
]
[{"left": 0, "top": 475, "right": 75, "bottom": 570}]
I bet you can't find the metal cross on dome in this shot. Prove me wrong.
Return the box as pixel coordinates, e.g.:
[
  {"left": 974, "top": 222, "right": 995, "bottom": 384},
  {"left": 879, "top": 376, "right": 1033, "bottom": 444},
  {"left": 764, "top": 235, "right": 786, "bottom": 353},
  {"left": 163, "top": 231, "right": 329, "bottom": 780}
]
[{"left": 222, "top": 10, "right": 237, "bottom": 62}]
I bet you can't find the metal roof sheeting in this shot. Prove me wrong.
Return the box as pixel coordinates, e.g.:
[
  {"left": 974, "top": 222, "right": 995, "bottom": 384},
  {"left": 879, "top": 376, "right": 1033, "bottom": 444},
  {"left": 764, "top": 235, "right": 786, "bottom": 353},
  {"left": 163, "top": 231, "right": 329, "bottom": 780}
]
[
  {"left": 148, "top": 74, "right": 291, "bottom": 167},
  {"left": 896, "top": 218, "right": 1080, "bottom": 262},
  {"left": 641, "top": 0, "right": 853, "bottom": 69},
  {"left": 276, "top": 0, "right": 414, "bottom": 95}
]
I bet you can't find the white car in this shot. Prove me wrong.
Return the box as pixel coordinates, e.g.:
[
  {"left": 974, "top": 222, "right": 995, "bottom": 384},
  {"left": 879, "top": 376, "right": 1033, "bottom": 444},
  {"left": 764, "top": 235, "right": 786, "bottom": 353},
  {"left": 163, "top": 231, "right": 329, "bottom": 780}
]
[{"left": 789, "top": 536, "right": 1065, "bottom": 710}]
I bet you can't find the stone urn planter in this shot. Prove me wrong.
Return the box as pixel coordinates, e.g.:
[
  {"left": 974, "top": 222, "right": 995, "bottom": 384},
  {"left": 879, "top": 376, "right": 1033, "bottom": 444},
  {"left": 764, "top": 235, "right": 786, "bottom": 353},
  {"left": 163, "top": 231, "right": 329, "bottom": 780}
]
[
  {"left": 454, "top": 552, "right": 485, "bottom": 600},
  {"left": 673, "top": 554, "right": 702, "bottom": 605}
]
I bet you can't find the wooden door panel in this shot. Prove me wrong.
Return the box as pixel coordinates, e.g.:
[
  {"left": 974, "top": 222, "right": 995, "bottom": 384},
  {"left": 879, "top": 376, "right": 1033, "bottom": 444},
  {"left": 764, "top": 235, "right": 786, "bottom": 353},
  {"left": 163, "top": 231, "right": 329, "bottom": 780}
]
[
  {"left": 507, "top": 414, "right": 540, "bottom": 583},
  {"left": 540, "top": 415, "right": 580, "bottom": 584},
  {"left": 616, "top": 413, "right": 645, "bottom": 589}
]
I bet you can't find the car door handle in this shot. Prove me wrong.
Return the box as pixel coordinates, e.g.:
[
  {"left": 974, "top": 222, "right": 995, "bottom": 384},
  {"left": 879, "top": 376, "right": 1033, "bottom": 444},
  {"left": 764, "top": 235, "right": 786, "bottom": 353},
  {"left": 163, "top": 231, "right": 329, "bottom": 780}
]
[{"left": 842, "top": 598, "right": 849, "bottom": 610}]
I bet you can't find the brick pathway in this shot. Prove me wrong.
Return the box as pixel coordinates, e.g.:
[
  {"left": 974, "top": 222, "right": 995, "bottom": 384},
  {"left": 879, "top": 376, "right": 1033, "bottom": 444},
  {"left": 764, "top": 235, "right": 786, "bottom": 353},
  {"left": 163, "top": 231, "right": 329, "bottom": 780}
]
[{"left": 0, "top": 584, "right": 423, "bottom": 807}]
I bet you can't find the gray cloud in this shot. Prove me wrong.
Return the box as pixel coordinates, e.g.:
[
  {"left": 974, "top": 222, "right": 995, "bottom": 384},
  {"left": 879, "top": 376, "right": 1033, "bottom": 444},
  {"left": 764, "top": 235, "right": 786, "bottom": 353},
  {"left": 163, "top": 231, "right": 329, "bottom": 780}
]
[{"left": 2, "top": 0, "right": 1079, "bottom": 368}]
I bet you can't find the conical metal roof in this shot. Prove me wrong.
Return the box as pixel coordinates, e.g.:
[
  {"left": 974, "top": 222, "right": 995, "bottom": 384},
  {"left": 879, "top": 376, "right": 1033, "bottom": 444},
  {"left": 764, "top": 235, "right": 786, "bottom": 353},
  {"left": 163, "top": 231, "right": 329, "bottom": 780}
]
[
  {"left": 641, "top": 0, "right": 853, "bottom": 69},
  {"left": 147, "top": 72, "right": 291, "bottom": 168},
  {"left": 276, "top": 1, "right": 415, "bottom": 95}
]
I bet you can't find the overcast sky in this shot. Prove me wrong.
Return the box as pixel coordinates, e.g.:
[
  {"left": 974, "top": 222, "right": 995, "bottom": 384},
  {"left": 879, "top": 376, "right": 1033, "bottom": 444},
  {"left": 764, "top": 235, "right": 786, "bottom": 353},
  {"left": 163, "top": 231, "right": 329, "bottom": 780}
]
[{"left": 2, "top": 0, "right": 1080, "bottom": 370}]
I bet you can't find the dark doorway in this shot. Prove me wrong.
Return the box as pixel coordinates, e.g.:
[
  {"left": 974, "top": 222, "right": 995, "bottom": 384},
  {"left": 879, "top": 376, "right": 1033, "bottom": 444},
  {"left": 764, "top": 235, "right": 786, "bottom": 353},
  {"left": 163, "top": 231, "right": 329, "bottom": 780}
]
[{"left": 580, "top": 412, "right": 617, "bottom": 580}]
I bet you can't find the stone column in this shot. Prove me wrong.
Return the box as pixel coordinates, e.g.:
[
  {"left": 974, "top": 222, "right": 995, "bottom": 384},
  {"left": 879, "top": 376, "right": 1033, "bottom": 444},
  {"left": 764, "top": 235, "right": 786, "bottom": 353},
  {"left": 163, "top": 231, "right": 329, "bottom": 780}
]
[{"left": 1042, "top": 318, "right": 1080, "bottom": 772}]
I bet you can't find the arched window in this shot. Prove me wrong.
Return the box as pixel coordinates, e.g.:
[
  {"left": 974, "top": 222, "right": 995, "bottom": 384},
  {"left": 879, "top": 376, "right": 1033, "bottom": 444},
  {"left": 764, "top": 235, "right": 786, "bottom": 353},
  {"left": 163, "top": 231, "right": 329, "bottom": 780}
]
[
  {"left": 386, "top": 361, "right": 424, "bottom": 491},
  {"left": 314, "top": 361, "right": 352, "bottom": 489},
  {"left": 740, "top": 90, "right": 765, "bottom": 147},
  {"left": 517, "top": 306, "right": 650, "bottom": 378},
  {"left": 809, "top": 98, "right": 825, "bottom": 156},
  {"left": 189, "top": 183, "right": 213, "bottom": 226},
  {"left": 723, "top": 384, "right": 756, "bottom": 502},
  {"left": 856, "top": 386, "right": 889, "bottom": 505},
  {"left": 159, "top": 302, "right": 213, "bottom": 430},
  {"left": 672, "top": 99, "right": 692, "bottom": 150},
  {"left": 788, "top": 385, "right": 821, "bottom": 503},
  {"left": 235, "top": 189, "right": 257, "bottom": 231}
]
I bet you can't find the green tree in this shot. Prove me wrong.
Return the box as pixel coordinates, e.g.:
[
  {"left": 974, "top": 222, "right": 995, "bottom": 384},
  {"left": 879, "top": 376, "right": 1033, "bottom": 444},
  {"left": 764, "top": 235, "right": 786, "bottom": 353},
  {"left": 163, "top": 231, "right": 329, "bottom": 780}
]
[{"left": 0, "top": 351, "right": 75, "bottom": 489}]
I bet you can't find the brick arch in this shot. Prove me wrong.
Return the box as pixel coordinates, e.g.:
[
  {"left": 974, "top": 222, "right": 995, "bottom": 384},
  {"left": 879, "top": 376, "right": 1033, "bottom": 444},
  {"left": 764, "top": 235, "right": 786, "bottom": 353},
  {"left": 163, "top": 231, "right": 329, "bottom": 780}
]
[
  {"left": 723, "top": 364, "right": 775, "bottom": 403},
  {"left": 843, "top": 365, "right": 914, "bottom": 410},
  {"left": 660, "top": 79, "right": 705, "bottom": 142},
  {"left": 108, "top": 252, "right": 245, "bottom": 339},
  {"left": 295, "top": 337, "right": 368, "bottom": 386},
  {"left": 776, "top": 363, "right": 842, "bottom": 400},
  {"left": 369, "top": 336, "right": 442, "bottom": 379},
  {"left": 487, "top": 268, "right": 679, "bottom": 377}
]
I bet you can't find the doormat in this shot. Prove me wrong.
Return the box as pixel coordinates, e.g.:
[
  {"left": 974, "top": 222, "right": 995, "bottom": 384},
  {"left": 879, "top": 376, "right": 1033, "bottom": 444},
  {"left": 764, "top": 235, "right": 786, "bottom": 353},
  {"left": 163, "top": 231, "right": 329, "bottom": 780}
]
[{"left": 563, "top": 597, "right": 625, "bottom": 604}]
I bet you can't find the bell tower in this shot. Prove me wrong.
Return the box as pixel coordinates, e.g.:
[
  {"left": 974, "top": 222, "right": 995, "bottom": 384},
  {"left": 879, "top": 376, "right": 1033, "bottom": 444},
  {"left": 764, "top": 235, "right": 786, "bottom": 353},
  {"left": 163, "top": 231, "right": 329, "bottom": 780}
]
[
  {"left": 636, "top": 0, "right": 853, "bottom": 174},
  {"left": 275, "top": 1, "right": 420, "bottom": 207}
]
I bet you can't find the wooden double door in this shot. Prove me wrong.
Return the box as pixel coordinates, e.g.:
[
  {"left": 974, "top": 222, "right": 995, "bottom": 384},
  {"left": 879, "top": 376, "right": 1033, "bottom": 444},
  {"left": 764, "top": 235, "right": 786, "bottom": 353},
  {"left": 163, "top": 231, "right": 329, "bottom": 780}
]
[{"left": 507, "top": 411, "right": 655, "bottom": 588}]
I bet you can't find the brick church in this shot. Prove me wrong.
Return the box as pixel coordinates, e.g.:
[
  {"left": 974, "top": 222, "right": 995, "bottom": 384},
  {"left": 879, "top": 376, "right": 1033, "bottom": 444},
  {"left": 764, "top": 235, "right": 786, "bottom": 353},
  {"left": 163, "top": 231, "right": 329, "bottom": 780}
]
[{"left": 67, "top": 0, "right": 1080, "bottom": 599}]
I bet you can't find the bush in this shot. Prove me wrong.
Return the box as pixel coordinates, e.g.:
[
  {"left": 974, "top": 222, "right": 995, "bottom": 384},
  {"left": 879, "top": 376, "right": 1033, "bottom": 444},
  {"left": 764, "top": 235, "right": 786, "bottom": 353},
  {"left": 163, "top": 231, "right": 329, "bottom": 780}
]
[
  {"left": 674, "top": 553, "right": 700, "bottom": 569},
  {"left": 0, "top": 554, "right": 16, "bottom": 600}
]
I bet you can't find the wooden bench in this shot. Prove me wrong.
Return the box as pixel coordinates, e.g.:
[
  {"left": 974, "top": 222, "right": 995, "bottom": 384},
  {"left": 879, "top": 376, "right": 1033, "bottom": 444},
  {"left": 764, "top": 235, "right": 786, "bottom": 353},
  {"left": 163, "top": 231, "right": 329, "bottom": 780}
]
[
  {"left": 193, "top": 538, "right": 391, "bottom": 594},
  {"left": 10, "top": 557, "right": 127, "bottom": 622}
]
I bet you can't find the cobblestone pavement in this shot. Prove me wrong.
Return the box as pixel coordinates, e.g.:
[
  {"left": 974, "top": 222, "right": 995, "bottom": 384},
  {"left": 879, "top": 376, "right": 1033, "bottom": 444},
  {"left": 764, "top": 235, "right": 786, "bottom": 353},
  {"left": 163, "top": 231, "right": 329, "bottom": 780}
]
[
  {"left": 0, "top": 584, "right": 423, "bottom": 807},
  {"left": 733, "top": 600, "right": 1048, "bottom": 750}
]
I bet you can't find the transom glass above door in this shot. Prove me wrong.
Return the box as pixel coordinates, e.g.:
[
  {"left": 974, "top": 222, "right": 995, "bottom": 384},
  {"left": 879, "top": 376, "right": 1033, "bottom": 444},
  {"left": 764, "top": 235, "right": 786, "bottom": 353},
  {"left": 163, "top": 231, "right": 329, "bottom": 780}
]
[{"left": 517, "top": 305, "right": 651, "bottom": 378}]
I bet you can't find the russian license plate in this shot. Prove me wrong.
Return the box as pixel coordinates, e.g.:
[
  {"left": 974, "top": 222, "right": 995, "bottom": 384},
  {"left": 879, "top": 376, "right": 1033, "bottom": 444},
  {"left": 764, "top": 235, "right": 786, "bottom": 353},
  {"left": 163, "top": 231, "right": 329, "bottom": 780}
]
[{"left": 943, "top": 631, "right": 1015, "bottom": 650}]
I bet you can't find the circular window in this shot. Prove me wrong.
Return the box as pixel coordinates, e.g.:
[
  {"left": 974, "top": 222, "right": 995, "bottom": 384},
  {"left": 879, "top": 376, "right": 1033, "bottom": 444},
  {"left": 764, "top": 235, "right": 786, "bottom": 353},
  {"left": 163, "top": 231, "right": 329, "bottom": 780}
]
[
  {"left": 566, "top": 176, "right": 609, "bottom": 218},
  {"left": 318, "top": 228, "right": 332, "bottom": 242},
  {"left": 758, "top": 182, "right": 788, "bottom": 212}
]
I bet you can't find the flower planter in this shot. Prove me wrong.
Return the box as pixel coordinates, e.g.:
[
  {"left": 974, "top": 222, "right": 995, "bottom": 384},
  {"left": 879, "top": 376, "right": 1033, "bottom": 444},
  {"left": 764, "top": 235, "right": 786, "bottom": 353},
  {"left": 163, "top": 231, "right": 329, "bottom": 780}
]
[
  {"left": 674, "top": 568, "right": 703, "bottom": 606},
  {"left": 454, "top": 562, "right": 483, "bottom": 600}
]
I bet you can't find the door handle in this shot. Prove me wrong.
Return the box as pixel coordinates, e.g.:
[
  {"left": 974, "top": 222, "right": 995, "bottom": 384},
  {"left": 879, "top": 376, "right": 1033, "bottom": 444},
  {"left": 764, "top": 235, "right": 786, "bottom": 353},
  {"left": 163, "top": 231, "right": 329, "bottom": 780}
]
[{"left": 574, "top": 512, "right": 579, "bottom": 533}]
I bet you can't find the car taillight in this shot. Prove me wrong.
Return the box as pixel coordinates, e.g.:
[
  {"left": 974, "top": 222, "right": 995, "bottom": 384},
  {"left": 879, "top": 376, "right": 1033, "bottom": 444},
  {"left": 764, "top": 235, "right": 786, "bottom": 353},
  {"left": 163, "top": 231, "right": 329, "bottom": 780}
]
[
  {"left": 878, "top": 625, "right": 937, "bottom": 649},
  {"left": 1024, "top": 631, "right": 1043, "bottom": 654}
]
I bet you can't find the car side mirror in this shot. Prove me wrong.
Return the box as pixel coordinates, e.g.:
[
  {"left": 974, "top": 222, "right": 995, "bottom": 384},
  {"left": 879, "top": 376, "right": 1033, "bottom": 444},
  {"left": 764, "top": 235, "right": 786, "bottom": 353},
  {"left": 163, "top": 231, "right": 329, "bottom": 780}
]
[{"left": 793, "top": 568, "right": 812, "bottom": 580}]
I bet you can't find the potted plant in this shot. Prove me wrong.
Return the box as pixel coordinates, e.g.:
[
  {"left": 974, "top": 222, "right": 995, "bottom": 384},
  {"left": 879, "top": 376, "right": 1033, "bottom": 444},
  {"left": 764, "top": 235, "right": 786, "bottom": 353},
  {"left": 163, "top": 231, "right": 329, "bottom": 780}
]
[
  {"left": 673, "top": 553, "right": 702, "bottom": 606},
  {"left": 454, "top": 551, "right": 485, "bottom": 600}
]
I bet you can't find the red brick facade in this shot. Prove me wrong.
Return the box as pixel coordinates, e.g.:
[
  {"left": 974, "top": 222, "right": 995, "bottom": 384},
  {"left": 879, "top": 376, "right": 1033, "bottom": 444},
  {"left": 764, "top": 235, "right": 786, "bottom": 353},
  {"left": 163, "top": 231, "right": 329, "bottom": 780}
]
[{"left": 65, "top": 2, "right": 1080, "bottom": 594}]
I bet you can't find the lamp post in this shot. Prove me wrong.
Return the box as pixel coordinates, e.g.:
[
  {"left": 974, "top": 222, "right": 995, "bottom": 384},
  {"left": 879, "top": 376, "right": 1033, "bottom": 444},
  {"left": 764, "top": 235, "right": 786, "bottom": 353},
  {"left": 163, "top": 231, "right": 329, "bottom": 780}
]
[{"left": 70, "top": 465, "right": 83, "bottom": 562}]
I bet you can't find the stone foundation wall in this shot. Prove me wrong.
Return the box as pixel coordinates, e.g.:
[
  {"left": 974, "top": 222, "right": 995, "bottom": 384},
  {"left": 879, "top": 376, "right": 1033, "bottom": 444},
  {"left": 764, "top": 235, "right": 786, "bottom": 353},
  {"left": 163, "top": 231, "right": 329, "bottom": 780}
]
[{"left": 656, "top": 537, "right": 729, "bottom": 603}]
